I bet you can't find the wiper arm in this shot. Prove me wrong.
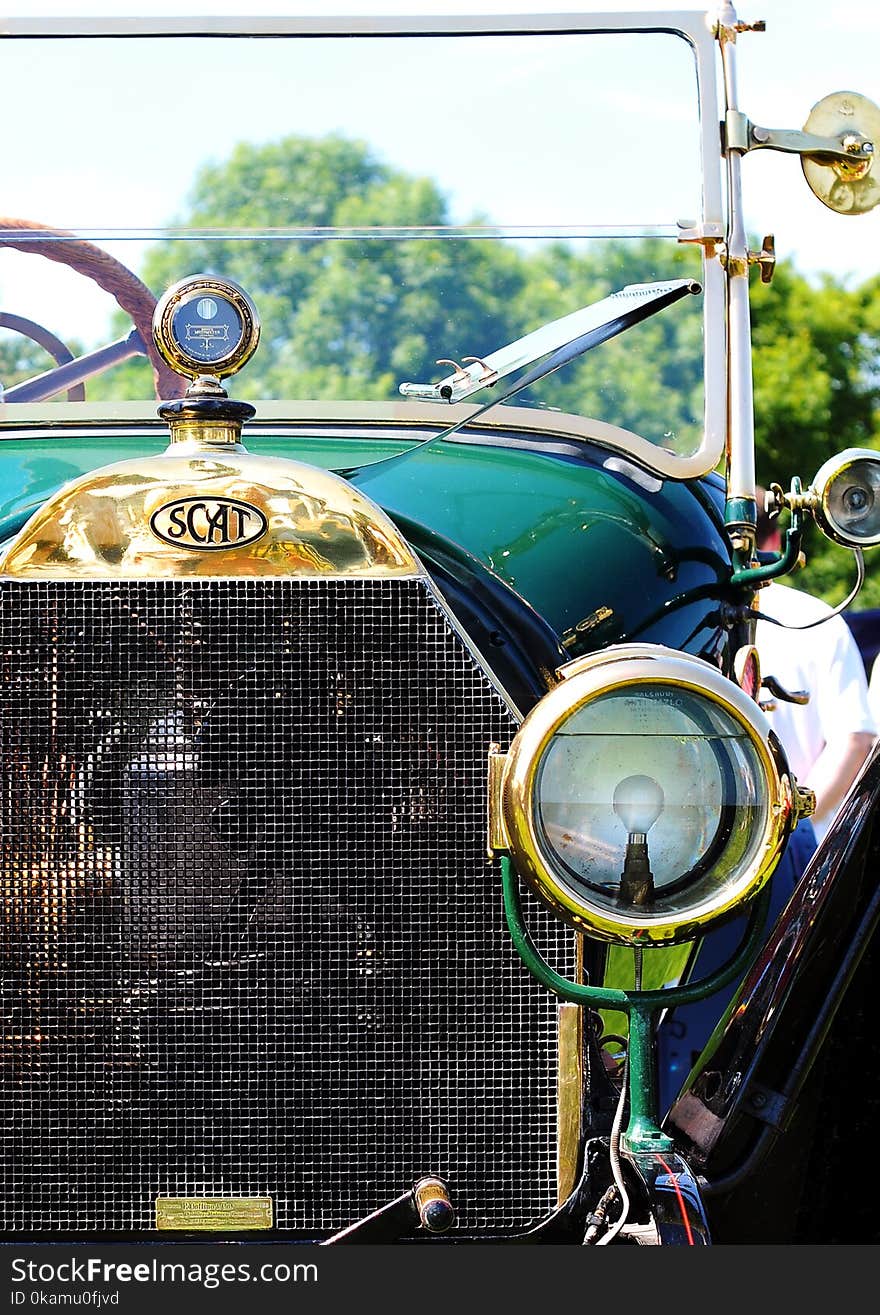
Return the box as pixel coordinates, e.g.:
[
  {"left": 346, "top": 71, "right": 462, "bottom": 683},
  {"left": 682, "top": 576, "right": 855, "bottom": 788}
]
[
  {"left": 399, "top": 279, "right": 701, "bottom": 404},
  {"left": 348, "top": 278, "right": 699, "bottom": 483}
]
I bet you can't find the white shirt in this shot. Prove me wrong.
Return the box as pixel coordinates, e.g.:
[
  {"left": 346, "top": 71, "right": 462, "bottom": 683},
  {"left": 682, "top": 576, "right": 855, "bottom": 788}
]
[
  {"left": 755, "top": 581, "right": 876, "bottom": 844},
  {"left": 867, "top": 652, "right": 880, "bottom": 726}
]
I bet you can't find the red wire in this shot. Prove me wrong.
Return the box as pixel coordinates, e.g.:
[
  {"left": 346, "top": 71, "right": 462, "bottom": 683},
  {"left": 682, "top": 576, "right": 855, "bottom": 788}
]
[{"left": 656, "top": 1154, "right": 695, "bottom": 1246}]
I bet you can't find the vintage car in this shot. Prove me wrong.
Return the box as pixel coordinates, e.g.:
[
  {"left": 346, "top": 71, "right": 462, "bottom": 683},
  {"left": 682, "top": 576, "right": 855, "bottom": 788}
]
[{"left": 1, "top": 4, "right": 879, "bottom": 1246}]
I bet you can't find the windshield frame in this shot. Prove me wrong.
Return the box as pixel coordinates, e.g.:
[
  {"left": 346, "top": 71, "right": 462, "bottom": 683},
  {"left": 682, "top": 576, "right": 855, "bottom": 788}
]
[{"left": 0, "top": 9, "right": 727, "bottom": 481}]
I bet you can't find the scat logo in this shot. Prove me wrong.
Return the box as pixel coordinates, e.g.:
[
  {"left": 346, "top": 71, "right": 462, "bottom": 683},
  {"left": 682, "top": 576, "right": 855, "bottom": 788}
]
[{"left": 150, "top": 496, "right": 268, "bottom": 551}]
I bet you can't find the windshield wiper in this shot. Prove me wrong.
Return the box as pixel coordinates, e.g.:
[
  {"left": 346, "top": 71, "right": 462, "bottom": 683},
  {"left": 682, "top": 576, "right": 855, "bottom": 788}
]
[
  {"left": 347, "top": 277, "right": 700, "bottom": 482},
  {"left": 400, "top": 279, "right": 700, "bottom": 404}
]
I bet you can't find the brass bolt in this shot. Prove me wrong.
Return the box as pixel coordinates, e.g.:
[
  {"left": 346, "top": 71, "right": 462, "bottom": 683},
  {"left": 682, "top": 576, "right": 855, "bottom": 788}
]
[{"left": 843, "top": 134, "right": 873, "bottom": 156}]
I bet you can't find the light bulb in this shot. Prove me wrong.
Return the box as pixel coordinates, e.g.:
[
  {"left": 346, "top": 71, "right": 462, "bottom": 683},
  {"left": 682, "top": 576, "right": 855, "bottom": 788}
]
[
  {"left": 614, "top": 774, "right": 664, "bottom": 907},
  {"left": 612, "top": 774, "right": 665, "bottom": 837}
]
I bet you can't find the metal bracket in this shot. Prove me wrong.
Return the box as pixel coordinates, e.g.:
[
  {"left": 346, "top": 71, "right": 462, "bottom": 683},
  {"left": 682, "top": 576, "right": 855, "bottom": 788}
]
[
  {"left": 749, "top": 233, "right": 776, "bottom": 284},
  {"left": 729, "top": 478, "right": 806, "bottom": 588},
  {"left": 320, "top": 1175, "right": 455, "bottom": 1244},
  {"left": 795, "top": 783, "right": 818, "bottom": 822},
  {"left": 676, "top": 220, "right": 726, "bottom": 260},
  {"left": 723, "top": 109, "right": 875, "bottom": 164},
  {"left": 719, "top": 233, "right": 775, "bottom": 283},
  {"left": 760, "top": 674, "right": 809, "bottom": 706},
  {"left": 486, "top": 744, "right": 509, "bottom": 858},
  {"left": 743, "top": 1081, "right": 791, "bottom": 1131}
]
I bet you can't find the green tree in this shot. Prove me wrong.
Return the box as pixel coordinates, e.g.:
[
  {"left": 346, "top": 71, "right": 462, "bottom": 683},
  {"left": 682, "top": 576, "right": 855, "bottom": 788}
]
[
  {"left": 83, "top": 132, "right": 880, "bottom": 608},
  {"left": 100, "top": 135, "right": 526, "bottom": 402},
  {"left": 506, "top": 238, "right": 705, "bottom": 455},
  {"left": 751, "top": 266, "right": 880, "bottom": 606},
  {"left": 0, "top": 329, "right": 78, "bottom": 394}
]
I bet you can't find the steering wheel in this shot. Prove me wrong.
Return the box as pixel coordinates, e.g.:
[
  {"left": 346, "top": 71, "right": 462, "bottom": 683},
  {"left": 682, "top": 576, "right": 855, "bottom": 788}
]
[
  {"left": 0, "top": 217, "right": 185, "bottom": 401},
  {"left": 0, "top": 312, "right": 85, "bottom": 402}
]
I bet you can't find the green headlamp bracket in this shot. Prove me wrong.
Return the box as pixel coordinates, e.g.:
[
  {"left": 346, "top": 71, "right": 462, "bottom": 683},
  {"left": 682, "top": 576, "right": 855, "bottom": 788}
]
[
  {"left": 500, "top": 855, "right": 770, "bottom": 1154},
  {"left": 729, "top": 477, "right": 806, "bottom": 589}
]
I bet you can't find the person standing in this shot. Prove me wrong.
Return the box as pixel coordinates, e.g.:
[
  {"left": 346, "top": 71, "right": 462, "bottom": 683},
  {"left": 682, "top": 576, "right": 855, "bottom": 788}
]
[
  {"left": 864, "top": 644, "right": 880, "bottom": 736},
  {"left": 754, "top": 497, "right": 877, "bottom": 847}
]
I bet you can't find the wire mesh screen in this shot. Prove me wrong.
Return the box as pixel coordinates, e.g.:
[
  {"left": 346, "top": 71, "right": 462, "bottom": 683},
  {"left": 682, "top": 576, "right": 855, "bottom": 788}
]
[{"left": 0, "top": 576, "right": 573, "bottom": 1235}]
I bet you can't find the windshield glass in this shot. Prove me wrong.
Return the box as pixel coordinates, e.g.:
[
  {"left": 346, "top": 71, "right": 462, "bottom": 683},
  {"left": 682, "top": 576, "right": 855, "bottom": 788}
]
[{"left": 0, "top": 17, "right": 723, "bottom": 476}]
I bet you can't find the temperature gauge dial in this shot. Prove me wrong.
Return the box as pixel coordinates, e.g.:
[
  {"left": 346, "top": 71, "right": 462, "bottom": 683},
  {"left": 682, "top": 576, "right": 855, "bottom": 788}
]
[{"left": 153, "top": 275, "right": 260, "bottom": 380}]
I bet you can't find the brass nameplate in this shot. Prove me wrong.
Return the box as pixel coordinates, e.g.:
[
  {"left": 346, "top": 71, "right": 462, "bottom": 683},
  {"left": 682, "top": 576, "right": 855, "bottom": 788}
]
[{"left": 156, "top": 1196, "right": 273, "bottom": 1231}]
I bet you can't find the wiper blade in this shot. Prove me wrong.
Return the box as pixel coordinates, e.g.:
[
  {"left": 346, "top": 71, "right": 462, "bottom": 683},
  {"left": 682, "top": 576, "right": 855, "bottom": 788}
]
[
  {"left": 348, "top": 277, "right": 699, "bottom": 484},
  {"left": 398, "top": 279, "right": 700, "bottom": 404}
]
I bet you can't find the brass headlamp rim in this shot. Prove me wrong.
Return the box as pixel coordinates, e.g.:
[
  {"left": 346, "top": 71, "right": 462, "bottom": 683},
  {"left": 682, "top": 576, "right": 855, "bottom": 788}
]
[
  {"left": 499, "top": 646, "right": 793, "bottom": 945},
  {"left": 152, "top": 275, "right": 261, "bottom": 381}
]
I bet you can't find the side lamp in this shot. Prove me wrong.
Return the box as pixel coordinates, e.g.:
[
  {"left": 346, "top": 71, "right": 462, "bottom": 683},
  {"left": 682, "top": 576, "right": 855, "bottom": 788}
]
[{"left": 806, "top": 449, "right": 880, "bottom": 549}]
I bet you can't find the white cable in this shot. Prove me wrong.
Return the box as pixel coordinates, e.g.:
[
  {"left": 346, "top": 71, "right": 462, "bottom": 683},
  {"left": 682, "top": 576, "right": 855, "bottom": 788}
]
[
  {"left": 596, "top": 1057, "right": 631, "bottom": 1245},
  {"left": 597, "top": 948, "right": 642, "bottom": 1245},
  {"left": 753, "top": 548, "right": 865, "bottom": 630}
]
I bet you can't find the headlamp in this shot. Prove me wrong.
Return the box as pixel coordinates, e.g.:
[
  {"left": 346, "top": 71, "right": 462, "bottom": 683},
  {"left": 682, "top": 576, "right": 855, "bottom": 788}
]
[
  {"left": 809, "top": 448, "right": 880, "bottom": 548},
  {"left": 490, "top": 645, "right": 812, "bottom": 945}
]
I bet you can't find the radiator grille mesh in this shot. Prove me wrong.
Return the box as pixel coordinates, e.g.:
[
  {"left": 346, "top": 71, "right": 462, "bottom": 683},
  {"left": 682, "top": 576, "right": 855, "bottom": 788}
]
[{"left": 0, "top": 577, "right": 573, "bottom": 1235}]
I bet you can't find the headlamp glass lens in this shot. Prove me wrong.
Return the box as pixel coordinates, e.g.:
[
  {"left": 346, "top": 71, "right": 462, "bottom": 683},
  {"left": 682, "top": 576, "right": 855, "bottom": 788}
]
[
  {"left": 533, "top": 684, "right": 769, "bottom": 919},
  {"left": 827, "top": 458, "right": 880, "bottom": 542}
]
